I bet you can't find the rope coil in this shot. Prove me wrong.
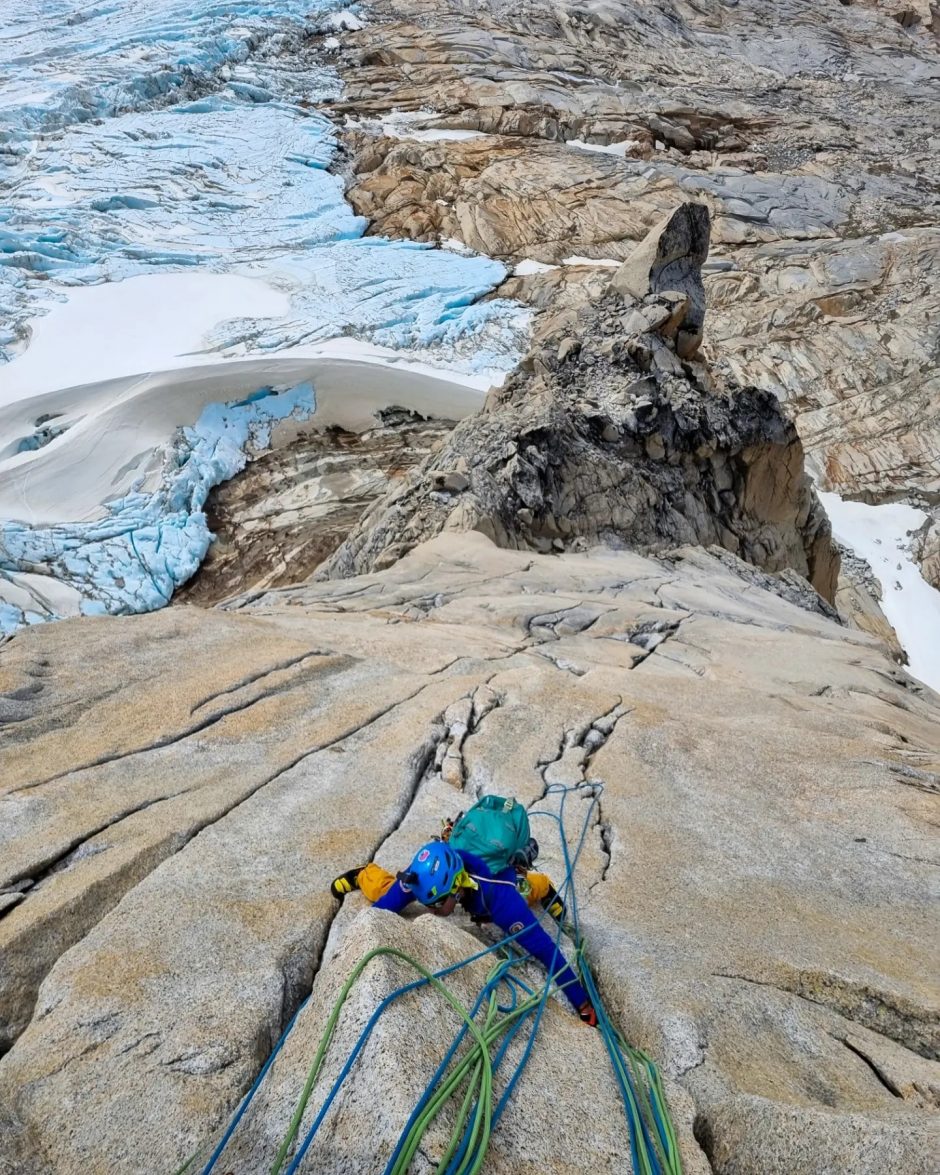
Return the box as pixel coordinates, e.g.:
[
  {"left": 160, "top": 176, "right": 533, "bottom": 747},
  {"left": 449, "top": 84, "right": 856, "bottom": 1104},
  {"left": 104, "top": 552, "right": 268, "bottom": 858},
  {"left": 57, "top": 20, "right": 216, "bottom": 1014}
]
[{"left": 179, "top": 782, "right": 682, "bottom": 1175}]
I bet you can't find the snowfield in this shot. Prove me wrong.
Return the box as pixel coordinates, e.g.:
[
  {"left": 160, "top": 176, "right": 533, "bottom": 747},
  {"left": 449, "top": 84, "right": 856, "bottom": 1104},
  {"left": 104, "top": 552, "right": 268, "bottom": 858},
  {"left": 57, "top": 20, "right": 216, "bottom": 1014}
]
[
  {"left": 0, "top": 0, "right": 529, "bottom": 632},
  {"left": 818, "top": 492, "right": 940, "bottom": 695}
]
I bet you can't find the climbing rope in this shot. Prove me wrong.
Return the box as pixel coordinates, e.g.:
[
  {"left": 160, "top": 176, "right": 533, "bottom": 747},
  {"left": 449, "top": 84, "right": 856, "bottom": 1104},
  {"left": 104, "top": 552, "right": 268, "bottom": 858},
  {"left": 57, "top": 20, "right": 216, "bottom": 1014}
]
[{"left": 183, "top": 781, "right": 682, "bottom": 1175}]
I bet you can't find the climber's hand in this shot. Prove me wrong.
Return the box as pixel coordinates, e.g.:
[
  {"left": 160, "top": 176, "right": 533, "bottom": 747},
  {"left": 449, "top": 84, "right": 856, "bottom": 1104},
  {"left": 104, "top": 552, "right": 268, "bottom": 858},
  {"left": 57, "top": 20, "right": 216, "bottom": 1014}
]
[{"left": 578, "top": 1000, "right": 598, "bottom": 1028}]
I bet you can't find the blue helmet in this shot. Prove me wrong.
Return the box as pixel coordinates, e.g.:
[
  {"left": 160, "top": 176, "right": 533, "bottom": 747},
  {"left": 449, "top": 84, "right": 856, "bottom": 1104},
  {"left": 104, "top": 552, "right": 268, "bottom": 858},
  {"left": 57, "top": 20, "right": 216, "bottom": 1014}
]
[{"left": 401, "top": 841, "right": 463, "bottom": 906}]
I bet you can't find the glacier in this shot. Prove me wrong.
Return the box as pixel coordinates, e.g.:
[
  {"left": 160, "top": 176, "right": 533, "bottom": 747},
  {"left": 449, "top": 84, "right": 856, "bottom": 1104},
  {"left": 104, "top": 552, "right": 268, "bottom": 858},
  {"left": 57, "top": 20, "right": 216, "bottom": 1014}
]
[
  {"left": 1, "top": 99, "right": 525, "bottom": 367},
  {"left": 0, "top": 385, "right": 315, "bottom": 633},
  {"left": 0, "top": 0, "right": 530, "bottom": 634},
  {"left": 0, "top": 0, "right": 345, "bottom": 144}
]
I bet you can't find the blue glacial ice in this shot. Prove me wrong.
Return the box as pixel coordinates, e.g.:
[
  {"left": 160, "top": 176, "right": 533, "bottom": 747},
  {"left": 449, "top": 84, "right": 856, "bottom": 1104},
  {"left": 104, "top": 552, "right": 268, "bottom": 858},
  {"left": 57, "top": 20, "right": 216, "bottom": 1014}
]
[
  {"left": 1, "top": 100, "right": 526, "bottom": 368},
  {"left": 0, "top": 0, "right": 531, "bottom": 633},
  {"left": 0, "top": 0, "right": 527, "bottom": 369},
  {"left": 0, "top": 0, "right": 344, "bottom": 145},
  {"left": 0, "top": 384, "right": 314, "bottom": 634}
]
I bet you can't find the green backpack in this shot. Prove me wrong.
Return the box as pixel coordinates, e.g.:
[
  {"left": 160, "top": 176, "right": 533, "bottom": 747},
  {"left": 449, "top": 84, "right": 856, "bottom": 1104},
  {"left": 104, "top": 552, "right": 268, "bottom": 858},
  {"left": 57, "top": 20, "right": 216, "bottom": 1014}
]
[{"left": 449, "top": 794, "right": 533, "bottom": 875}]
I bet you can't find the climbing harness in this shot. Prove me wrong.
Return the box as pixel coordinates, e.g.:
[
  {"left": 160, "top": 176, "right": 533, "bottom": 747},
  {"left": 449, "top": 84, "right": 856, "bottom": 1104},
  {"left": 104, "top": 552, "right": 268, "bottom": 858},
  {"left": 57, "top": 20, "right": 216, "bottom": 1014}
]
[{"left": 178, "top": 782, "right": 683, "bottom": 1175}]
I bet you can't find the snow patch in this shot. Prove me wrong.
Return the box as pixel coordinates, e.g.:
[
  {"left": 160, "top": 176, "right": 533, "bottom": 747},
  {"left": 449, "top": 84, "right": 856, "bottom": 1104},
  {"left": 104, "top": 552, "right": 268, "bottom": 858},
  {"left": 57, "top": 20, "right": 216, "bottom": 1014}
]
[
  {"left": 819, "top": 492, "right": 940, "bottom": 694},
  {"left": 325, "top": 8, "right": 365, "bottom": 32},
  {"left": 396, "top": 128, "right": 486, "bottom": 142},
  {"left": 567, "top": 138, "right": 642, "bottom": 158},
  {"left": 514, "top": 260, "right": 558, "bottom": 276},
  {"left": 345, "top": 109, "right": 488, "bottom": 143},
  {"left": 0, "top": 274, "right": 290, "bottom": 406},
  {"left": 440, "top": 238, "right": 476, "bottom": 256},
  {"left": 561, "top": 256, "right": 621, "bottom": 268},
  {"left": 512, "top": 257, "right": 622, "bottom": 275}
]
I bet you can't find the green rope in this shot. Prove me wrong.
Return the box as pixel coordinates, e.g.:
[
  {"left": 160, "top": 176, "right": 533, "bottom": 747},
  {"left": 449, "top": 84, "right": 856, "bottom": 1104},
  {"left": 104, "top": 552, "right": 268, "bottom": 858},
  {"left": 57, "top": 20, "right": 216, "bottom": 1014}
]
[
  {"left": 185, "top": 782, "right": 685, "bottom": 1175},
  {"left": 390, "top": 994, "right": 544, "bottom": 1175},
  {"left": 270, "top": 946, "right": 501, "bottom": 1175}
]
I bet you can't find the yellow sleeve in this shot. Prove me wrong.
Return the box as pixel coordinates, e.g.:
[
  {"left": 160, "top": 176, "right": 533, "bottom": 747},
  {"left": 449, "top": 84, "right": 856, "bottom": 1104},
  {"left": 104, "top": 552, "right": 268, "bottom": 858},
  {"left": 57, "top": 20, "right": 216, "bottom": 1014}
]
[
  {"left": 357, "top": 863, "right": 398, "bottom": 903},
  {"left": 524, "top": 871, "right": 552, "bottom": 906}
]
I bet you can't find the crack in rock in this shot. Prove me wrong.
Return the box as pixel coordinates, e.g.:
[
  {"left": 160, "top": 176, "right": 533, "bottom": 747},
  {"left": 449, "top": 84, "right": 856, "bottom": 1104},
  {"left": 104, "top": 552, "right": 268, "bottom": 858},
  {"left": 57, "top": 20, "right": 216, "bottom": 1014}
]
[
  {"left": 1, "top": 685, "right": 431, "bottom": 1057},
  {"left": 1, "top": 787, "right": 193, "bottom": 897},
  {"left": 835, "top": 1034, "right": 903, "bottom": 1099},
  {"left": 188, "top": 651, "right": 326, "bottom": 714},
  {"left": 433, "top": 679, "right": 504, "bottom": 790},
  {"left": 714, "top": 971, "right": 939, "bottom": 1061},
  {"left": 9, "top": 652, "right": 355, "bottom": 795}
]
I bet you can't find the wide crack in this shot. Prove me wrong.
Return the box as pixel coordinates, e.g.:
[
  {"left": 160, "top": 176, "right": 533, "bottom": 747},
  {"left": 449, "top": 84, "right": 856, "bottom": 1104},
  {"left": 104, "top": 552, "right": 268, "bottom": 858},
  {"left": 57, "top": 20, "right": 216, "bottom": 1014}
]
[
  {"left": 530, "top": 698, "right": 631, "bottom": 895},
  {"left": 0, "top": 786, "right": 193, "bottom": 901}
]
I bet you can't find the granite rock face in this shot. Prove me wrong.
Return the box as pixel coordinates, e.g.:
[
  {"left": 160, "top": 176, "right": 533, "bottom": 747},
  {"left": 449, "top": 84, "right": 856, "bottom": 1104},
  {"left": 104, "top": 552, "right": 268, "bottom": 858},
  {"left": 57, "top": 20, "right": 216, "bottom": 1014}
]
[
  {"left": 319, "top": 203, "right": 839, "bottom": 600},
  {"left": 1, "top": 534, "right": 938, "bottom": 1174},
  {"left": 833, "top": 544, "right": 906, "bottom": 661},
  {"left": 329, "top": 0, "right": 940, "bottom": 563},
  {"left": 2, "top": 2, "right": 939, "bottom": 1173}
]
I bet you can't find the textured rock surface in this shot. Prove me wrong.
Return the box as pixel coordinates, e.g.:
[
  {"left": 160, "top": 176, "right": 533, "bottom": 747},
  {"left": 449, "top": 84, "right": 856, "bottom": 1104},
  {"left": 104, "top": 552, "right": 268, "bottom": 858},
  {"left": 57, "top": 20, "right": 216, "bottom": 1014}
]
[
  {"left": 1, "top": 534, "right": 938, "bottom": 1173},
  {"left": 913, "top": 515, "right": 940, "bottom": 591},
  {"left": 705, "top": 231, "right": 940, "bottom": 505},
  {"left": 328, "top": 0, "right": 940, "bottom": 551},
  {"left": 176, "top": 409, "right": 453, "bottom": 607},
  {"left": 610, "top": 204, "right": 711, "bottom": 358},
  {"left": 217, "top": 908, "right": 672, "bottom": 1174},
  {"left": 318, "top": 206, "right": 839, "bottom": 600},
  {"left": 2, "top": 2, "right": 939, "bottom": 1173}
]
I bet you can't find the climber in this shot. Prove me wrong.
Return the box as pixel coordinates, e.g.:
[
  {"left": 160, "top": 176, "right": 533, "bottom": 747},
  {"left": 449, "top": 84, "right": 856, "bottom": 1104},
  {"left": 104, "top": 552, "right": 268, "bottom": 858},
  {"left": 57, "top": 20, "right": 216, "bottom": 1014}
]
[{"left": 331, "top": 797, "right": 598, "bottom": 1026}]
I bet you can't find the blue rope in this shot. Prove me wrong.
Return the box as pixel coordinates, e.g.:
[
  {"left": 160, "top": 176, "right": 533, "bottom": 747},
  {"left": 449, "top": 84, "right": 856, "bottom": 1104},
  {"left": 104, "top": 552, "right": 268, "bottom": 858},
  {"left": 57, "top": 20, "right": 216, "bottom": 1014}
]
[
  {"left": 198, "top": 981, "right": 313, "bottom": 1173},
  {"left": 381, "top": 957, "right": 520, "bottom": 1175},
  {"left": 201, "top": 923, "right": 535, "bottom": 1174},
  {"left": 282, "top": 922, "right": 547, "bottom": 1175},
  {"left": 539, "top": 785, "right": 667, "bottom": 1175},
  {"left": 201, "top": 779, "right": 677, "bottom": 1175},
  {"left": 581, "top": 955, "right": 660, "bottom": 1175}
]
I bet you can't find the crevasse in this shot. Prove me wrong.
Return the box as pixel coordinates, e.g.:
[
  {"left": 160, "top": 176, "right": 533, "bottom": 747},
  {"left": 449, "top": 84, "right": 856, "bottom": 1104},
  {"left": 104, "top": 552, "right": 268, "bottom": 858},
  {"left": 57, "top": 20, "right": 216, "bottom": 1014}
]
[{"left": 1, "top": 386, "right": 315, "bottom": 631}]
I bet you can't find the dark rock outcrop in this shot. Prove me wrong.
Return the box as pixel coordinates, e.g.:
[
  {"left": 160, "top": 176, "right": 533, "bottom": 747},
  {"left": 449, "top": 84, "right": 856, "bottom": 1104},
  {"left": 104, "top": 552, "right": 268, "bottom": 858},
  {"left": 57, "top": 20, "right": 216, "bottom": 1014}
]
[
  {"left": 320, "top": 204, "right": 838, "bottom": 602},
  {"left": 611, "top": 203, "right": 711, "bottom": 358}
]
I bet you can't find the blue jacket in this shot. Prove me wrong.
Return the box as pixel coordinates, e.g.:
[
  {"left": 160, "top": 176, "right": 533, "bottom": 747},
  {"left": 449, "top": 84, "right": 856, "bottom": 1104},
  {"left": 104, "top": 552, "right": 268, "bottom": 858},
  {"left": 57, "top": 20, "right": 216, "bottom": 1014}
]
[{"left": 374, "top": 849, "right": 588, "bottom": 1010}]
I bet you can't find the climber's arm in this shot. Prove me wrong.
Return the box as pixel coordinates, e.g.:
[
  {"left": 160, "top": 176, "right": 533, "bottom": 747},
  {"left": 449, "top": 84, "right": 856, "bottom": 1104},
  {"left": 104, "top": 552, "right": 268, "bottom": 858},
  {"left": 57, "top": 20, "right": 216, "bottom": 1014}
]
[
  {"left": 371, "top": 874, "right": 415, "bottom": 913},
  {"left": 485, "top": 881, "right": 587, "bottom": 1010}
]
